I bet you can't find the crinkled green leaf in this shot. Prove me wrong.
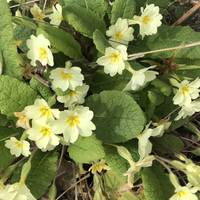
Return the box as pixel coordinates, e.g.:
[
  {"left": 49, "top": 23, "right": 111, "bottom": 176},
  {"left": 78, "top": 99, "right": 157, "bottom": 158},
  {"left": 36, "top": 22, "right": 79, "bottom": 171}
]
[
  {"left": 89, "top": 70, "right": 131, "bottom": 94},
  {"left": 37, "top": 23, "right": 83, "bottom": 59},
  {"left": 60, "top": 0, "right": 107, "bottom": 18},
  {"left": 111, "top": 0, "right": 136, "bottom": 24},
  {"left": 68, "top": 135, "right": 105, "bottom": 163},
  {"left": 146, "top": 25, "right": 200, "bottom": 60},
  {"left": 27, "top": 151, "right": 59, "bottom": 198},
  {"left": 176, "top": 65, "right": 200, "bottom": 79},
  {"left": 93, "top": 29, "right": 109, "bottom": 54},
  {"left": 152, "top": 134, "right": 184, "bottom": 154},
  {"left": 63, "top": 4, "right": 106, "bottom": 38},
  {"left": 86, "top": 91, "right": 146, "bottom": 143},
  {"left": 0, "top": 75, "right": 38, "bottom": 117},
  {"left": 0, "top": 0, "right": 22, "bottom": 79},
  {"left": 142, "top": 165, "right": 174, "bottom": 200},
  {"left": 30, "top": 77, "right": 54, "bottom": 103}
]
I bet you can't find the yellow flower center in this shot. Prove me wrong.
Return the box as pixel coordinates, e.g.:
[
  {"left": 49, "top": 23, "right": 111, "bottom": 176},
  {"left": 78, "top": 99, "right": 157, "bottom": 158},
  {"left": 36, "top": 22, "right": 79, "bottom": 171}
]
[
  {"left": 61, "top": 70, "right": 73, "bottom": 80},
  {"left": 39, "top": 106, "right": 52, "bottom": 118},
  {"left": 142, "top": 15, "right": 150, "bottom": 24},
  {"left": 181, "top": 85, "right": 190, "bottom": 95},
  {"left": 15, "top": 141, "right": 23, "bottom": 148},
  {"left": 69, "top": 90, "right": 77, "bottom": 97},
  {"left": 16, "top": 40, "right": 22, "bottom": 47},
  {"left": 115, "top": 31, "right": 124, "bottom": 41},
  {"left": 39, "top": 47, "right": 48, "bottom": 60},
  {"left": 40, "top": 127, "right": 52, "bottom": 137},
  {"left": 66, "top": 115, "right": 80, "bottom": 127},
  {"left": 177, "top": 190, "right": 188, "bottom": 197},
  {"left": 110, "top": 52, "right": 121, "bottom": 64},
  {"left": 90, "top": 162, "right": 110, "bottom": 174}
]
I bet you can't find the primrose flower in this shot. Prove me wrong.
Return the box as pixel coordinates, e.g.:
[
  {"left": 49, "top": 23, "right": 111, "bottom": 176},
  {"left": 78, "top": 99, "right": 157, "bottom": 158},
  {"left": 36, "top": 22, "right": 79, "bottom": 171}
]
[
  {"left": 57, "top": 84, "right": 89, "bottom": 107},
  {"left": 97, "top": 45, "right": 128, "bottom": 77},
  {"left": 170, "top": 186, "right": 198, "bottom": 200},
  {"left": 137, "top": 121, "right": 171, "bottom": 160},
  {"left": 132, "top": 4, "right": 162, "bottom": 38},
  {"left": 172, "top": 78, "right": 200, "bottom": 106},
  {"left": 26, "top": 34, "right": 54, "bottom": 67},
  {"left": 49, "top": 4, "right": 63, "bottom": 26},
  {"left": 5, "top": 137, "right": 31, "bottom": 157},
  {"left": 106, "top": 18, "right": 134, "bottom": 47},
  {"left": 124, "top": 66, "right": 158, "bottom": 91},
  {"left": 55, "top": 106, "right": 96, "bottom": 144},
  {"left": 26, "top": 120, "right": 60, "bottom": 151},
  {"left": 50, "top": 61, "right": 84, "bottom": 92},
  {"left": 30, "top": 3, "right": 45, "bottom": 21},
  {"left": 14, "top": 111, "right": 30, "bottom": 129},
  {"left": 89, "top": 160, "right": 110, "bottom": 174},
  {"left": 24, "top": 98, "right": 60, "bottom": 122},
  {"left": 0, "top": 183, "right": 36, "bottom": 200},
  {"left": 175, "top": 101, "right": 200, "bottom": 120}
]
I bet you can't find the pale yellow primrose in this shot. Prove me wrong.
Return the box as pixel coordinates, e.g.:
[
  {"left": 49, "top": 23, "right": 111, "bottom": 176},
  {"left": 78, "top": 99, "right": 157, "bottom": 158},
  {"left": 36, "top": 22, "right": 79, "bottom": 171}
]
[
  {"left": 26, "top": 120, "right": 60, "bottom": 152},
  {"left": 54, "top": 106, "right": 96, "bottom": 144},
  {"left": 169, "top": 173, "right": 199, "bottom": 200},
  {"left": 97, "top": 45, "right": 128, "bottom": 77},
  {"left": 106, "top": 18, "right": 134, "bottom": 47},
  {"left": 124, "top": 66, "right": 158, "bottom": 91},
  {"left": 50, "top": 61, "right": 84, "bottom": 92},
  {"left": 24, "top": 98, "right": 60, "bottom": 122},
  {"left": 132, "top": 4, "right": 162, "bottom": 38},
  {"left": 30, "top": 3, "right": 45, "bottom": 21},
  {"left": 137, "top": 121, "right": 171, "bottom": 160},
  {"left": 175, "top": 101, "right": 200, "bottom": 120},
  {"left": 0, "top": 183, "right": 36, "bottom": 200},
  {"left": 172, "top": 78, "right": 200, "bottom": 106},
  {"left": 5, "top": 137, "right": 31, "bottom": 157},
  {"left": 49, "top": 4, "right": 63, "bottom": 26},
  {"left": 57, "top": 84, "right": 89, "bottom": 108},
  {"left": 14, "top": 111, "right": 30, "bottom": 129},
  {"left": 26, "top": 34, "right": 54, "bottom": 67}
]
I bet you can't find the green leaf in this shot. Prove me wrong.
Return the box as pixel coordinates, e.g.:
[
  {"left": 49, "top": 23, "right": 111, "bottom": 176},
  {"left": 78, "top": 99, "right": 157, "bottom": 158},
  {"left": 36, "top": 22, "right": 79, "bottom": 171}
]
[
  {"left": 14, "top": 24, "right": 34, "bottom": 52},
  {"left": 152, "top": 134, "right": 184, "bottom": 154},
  {"left": 176, "top": 65, "right": 200, "bottom": 79},
  {"left": 111, "top": 0, "right": 136, "bottom": 24},
  {"left": 60, "top": 0, "right": 107, "bottom": 19},
  {"left": 27, "top": 151, "right": 58, "bottom": 199},
  {"left": 151, "top": 79, "right": 172, "bottom": 97},
  {"left": 146, "top": 25, "right": 200, "bottom": 60},
  {"left": 86, "top": 91, "right": 146, "bottom": 143},
  {"left": 142, "top": 164, "right": 174, "bottom": 200},
  {"left": 0, "top": 0, "right": 22, "bottom": 79},
  {"left": 0, "top": 75, "right": 38, "bottom": 117},
  {"left": 104, "top": 146, "right": 129, "bottom": 185},
  {"left": 63, "top": 4, "right": 106, "bottom": 38},
  {"left": 30, "top": 77, "right": 53, "bottom": 103},
  {"left": 93, "top": 29, "right": 109, "bottom": 54},
  {"left": 89, "top": 70, "right": 131, "bottom": 93},
  {"left": 37, "top": 23, "right": 83, "bottom": 59},
  {"left": 68, "top": 135, "right": 105, "bottom": 163},
  {"left": 0, "top": 127, "right": 19, "bottom": 171}
]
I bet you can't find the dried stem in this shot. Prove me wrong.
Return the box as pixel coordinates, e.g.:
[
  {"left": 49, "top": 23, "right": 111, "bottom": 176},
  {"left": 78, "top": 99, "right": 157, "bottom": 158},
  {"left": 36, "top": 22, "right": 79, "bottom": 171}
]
[
  {"left": 173, "top": 1, "right": 200, "bottom": 26},
  {"left": 128, "top": 41, "right": 200, "bottom": 60}
]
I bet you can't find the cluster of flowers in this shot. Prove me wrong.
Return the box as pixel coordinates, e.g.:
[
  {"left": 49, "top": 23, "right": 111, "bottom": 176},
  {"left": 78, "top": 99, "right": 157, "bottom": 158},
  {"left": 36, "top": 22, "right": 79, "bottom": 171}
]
[
  {"left": 5, "top": 59, "right": 96, "bottom": 156},
  {"left": 97, "top": 4, "right": 161, "bottom": 90}
]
